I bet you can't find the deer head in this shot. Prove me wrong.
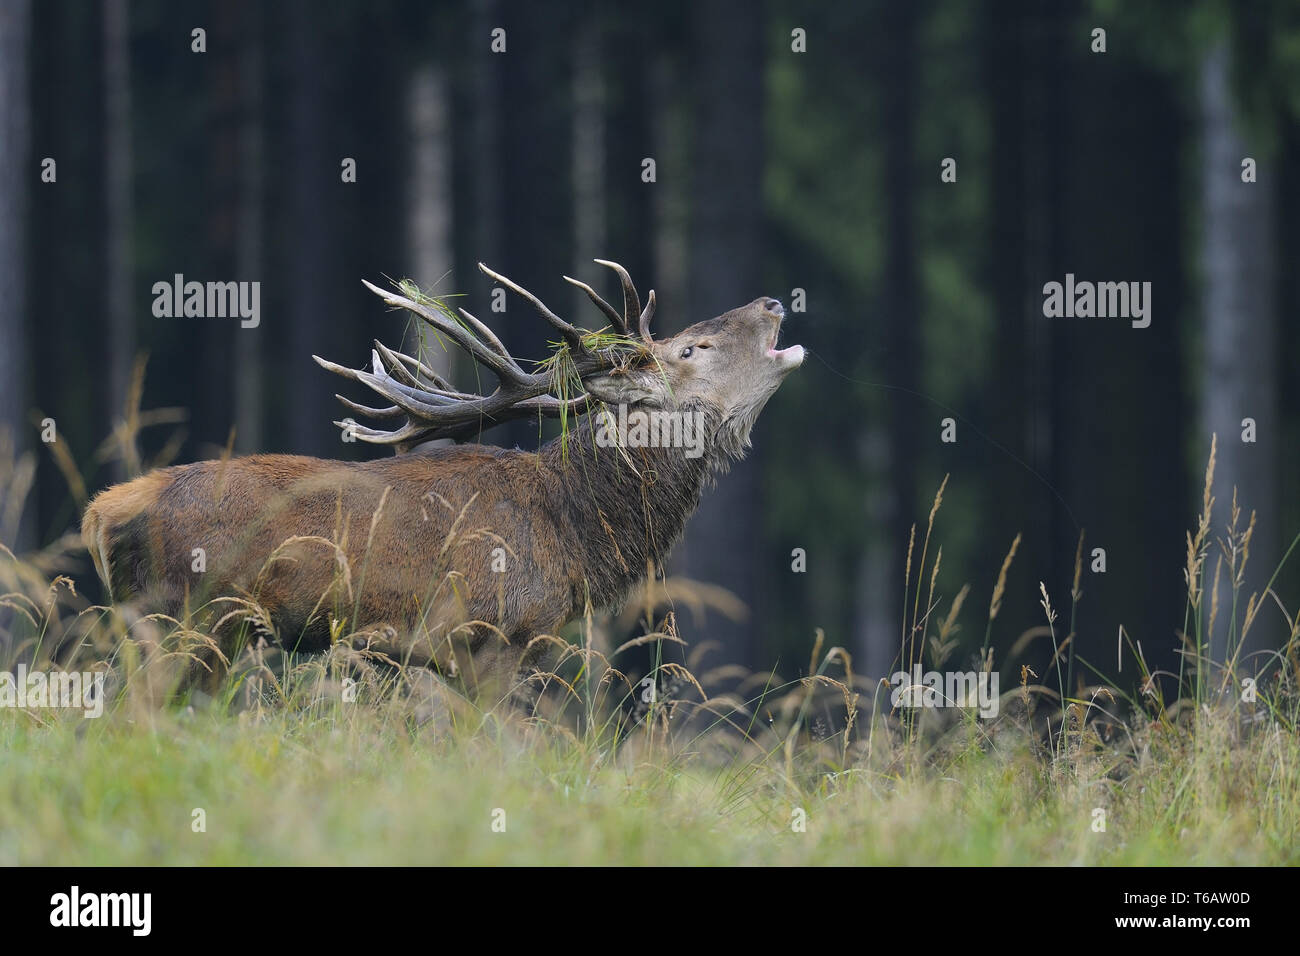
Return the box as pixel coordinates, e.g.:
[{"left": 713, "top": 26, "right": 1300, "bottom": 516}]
[
  {"left": 584, "top": 294, "right": 805, "bottom": 462},
  {"left": 314, "top": 261, "right": 804, "bottom": 461}
]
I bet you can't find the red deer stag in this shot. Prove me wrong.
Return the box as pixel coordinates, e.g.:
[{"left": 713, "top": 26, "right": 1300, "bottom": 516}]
[{"left": 82, "top": 262, "right": 804, "bottom": 697}]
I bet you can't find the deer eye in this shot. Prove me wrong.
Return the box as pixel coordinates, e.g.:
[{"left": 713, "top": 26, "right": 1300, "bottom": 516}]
[{"left": 680, "top": 346, "right": 694, "bottom": 359}]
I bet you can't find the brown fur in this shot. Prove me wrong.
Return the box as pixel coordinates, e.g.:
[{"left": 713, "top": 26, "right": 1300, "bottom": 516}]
[{"left": 82, "top": 297, "right": 803, "bottom": 697}]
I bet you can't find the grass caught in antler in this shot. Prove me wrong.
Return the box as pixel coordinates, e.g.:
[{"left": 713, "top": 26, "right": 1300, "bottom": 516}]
[{"left": 537, "top": 328, "right": 653, "bottom": 454}]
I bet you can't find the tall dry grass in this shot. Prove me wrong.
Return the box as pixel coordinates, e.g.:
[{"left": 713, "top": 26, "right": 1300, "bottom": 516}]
[{"left": 0, "top": 374, "right": 1297, "bottom": 864}]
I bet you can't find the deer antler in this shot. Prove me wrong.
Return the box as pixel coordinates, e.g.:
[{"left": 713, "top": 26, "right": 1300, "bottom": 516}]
[
  {"left": 563, "top": 259, "right": 656, "bottom": 345},
  {"left": 313, "top": 261, "right": 655, "bottom": 448}
]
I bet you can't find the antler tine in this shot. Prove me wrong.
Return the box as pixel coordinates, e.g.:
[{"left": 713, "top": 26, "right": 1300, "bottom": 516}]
[
  {"left": 638, "top": 289, "right": 656, "bottom": 344},
  {"left": 456, "top": 307, "right": 517, "bottom": 367},
  {"left": 361, "top": 378, "right": 463, "bottom": 417},
  {"left": 334, "top": 417, "right": 434, "bottom": 446},
  {"left": 370, "top": 343, "right": 421, "bottom": 388},
  {"left": 333, "top": 391, "right": 591, "bottom": 447},
  {"left": 370, "top": 345, "right": 479, "bottom": 400},
  {"left": 373, "top": 339, "right": 456, "bottom": 392},
  {"left": 314, "top": 355, "right": 458, "bottom": 416},
  {"left": 563, "top": 274, "right": 627, "bottom": 334},
  {"left": 361, "top": 279, "right": 533, "bottom": 387},
  {"left": 592, "top": 259, "right": 642, "bottom": 339},
  {"left": 514, "top": 394, "right": 590, "bottom": 416},
  {"left": 477, "top": 262, "right": 586, "bottom": 353},
  {"left": 333, "top": 394, "right": 405, "bottom": 419}
]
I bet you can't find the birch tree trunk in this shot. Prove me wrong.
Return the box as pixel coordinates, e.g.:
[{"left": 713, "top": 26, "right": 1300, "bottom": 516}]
[
  {"left": 407, "top": 63, "right": 455, "bottom": 386},
  {"left": 1200, "top": 41, "right": 1280, "bottom": 660}
]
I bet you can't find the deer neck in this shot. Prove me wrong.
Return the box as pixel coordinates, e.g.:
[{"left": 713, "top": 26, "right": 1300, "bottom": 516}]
[{"left": 539, "top": 404, "right": 719, "bottom": 608}]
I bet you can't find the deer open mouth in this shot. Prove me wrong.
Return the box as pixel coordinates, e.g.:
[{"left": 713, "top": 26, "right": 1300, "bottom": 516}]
[
  {"left": 764, "top": 312, "right": 784, "bottom": 352},
  {"left": 765, "top": 321, "right": 804, "bottom": 367}
]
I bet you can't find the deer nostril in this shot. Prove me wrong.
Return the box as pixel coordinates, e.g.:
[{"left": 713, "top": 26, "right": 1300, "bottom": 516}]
[{"left": 764, "top": 298, "right": 783, "bottom": 313}]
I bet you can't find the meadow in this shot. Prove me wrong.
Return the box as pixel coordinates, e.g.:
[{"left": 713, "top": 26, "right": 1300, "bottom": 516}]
[{"left": 1, "top": 422, "right": 1297, "bottom": 866}]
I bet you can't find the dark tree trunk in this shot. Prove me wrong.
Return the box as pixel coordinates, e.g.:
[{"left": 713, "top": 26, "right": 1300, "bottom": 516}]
[
  {"left": 974, "top": 0, "right": 1040, "bottom": 682},
  {"left": 601, "top": 5, "right": 655, "bottom": 298},
  {"left": 203, "top": 1, "right": 242, "bottom": 455},
  {"left": 1025, "top": 2, "right": 1066, "bottom": 673},
  {"left": 103, "top": 0, "right": 133, "bottom": 476},
  {"left": 466, "top": 0, "right": 504, "bottom": 286},
  {"left": 571, "top": 19, "right": 604, "bottom": 291},
  {"left": 677, "top": 0, "right": 765, "bottom": 670},
  {"left": 0, "top": 0, "right": 32, "bottom": 552},
  {"left": 1050, "top": 2, "right": 1188, "bottom": 683},
  {"left": 285, "top": 0, "right": 334, "bottom": 457},
  {"left": 498, "top": 0, "right": 574, "bottom": 448},
  {"left": 235, "top": 1, "right": 265, "bottom": 453},
  {"left": 860, "top": 0, "right": 921, "bottom": 679}
]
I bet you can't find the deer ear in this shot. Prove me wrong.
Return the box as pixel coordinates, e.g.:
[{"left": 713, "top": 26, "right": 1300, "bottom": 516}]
[{"left": 583, "top": 368, "right": 666, "bottom": 406}]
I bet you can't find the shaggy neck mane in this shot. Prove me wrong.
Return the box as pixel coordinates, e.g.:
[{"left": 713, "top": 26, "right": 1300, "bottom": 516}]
[{"left": 537, "top": 402, "right": 728, "bottom": 609}]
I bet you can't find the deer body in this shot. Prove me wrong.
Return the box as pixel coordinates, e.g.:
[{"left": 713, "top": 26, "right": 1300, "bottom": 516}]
[
  {"left": 85, "top": 414, "right": 710, "bottom": 660},
  {"left": 82, "top": 263, "right": 803, "bottom": 693}
]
